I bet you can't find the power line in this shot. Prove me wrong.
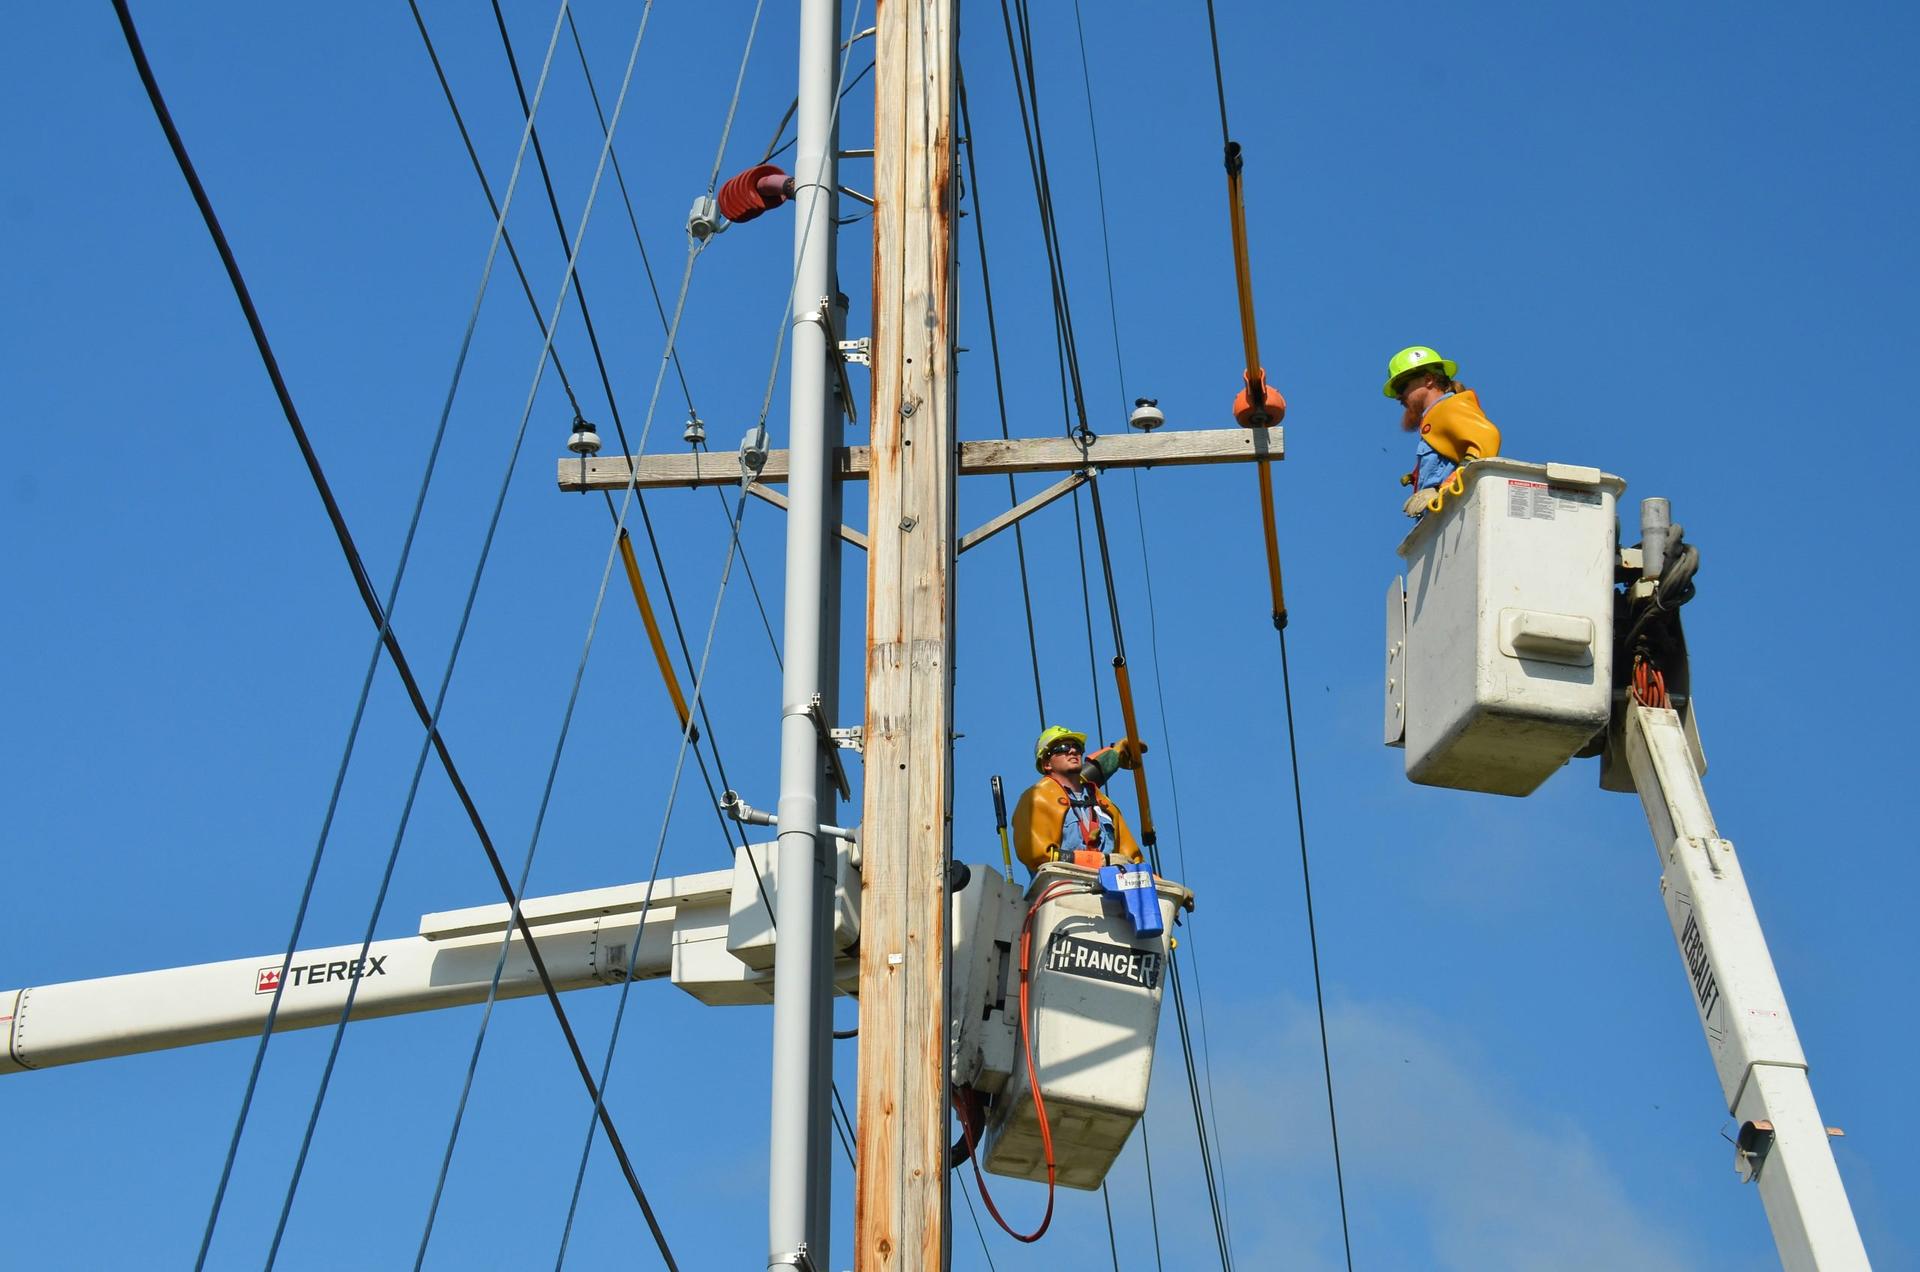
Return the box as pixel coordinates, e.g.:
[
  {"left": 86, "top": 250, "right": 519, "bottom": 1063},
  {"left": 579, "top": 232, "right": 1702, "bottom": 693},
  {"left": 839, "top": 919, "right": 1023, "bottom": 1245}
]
[
  {"left": 991, "top": 3, "right": 1237, "bottom": 1261},
  {"left": 1067, "top": 0, "right": 1238, "bottom": 1248},
  {"left": 104, "top": 5, "right": 674, "bottom": 1266},
  {"left": 956, "top": 75, "right": 1047, "bottom": 728},
  {"left": 1194, "top": 4, "right": 1355, "bottom": 1267},
  {"left": 479, "top": 0, "right": 777, "bottom": 881},
  {"left": 539, "top": 0, "right": 872, "bottom": 1257},
  {"left": 263, "top": 3, "right": 678, "bottom": 1265},
  {"left": 956, "top": 1174, "right": 1001, "bottom": 1271}
]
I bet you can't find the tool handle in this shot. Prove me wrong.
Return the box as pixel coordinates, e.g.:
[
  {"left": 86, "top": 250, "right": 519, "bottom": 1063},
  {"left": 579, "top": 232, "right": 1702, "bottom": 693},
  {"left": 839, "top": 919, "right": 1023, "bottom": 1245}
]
[{"left": 990, "top": 774, "right": 1008, "bottom": 829}]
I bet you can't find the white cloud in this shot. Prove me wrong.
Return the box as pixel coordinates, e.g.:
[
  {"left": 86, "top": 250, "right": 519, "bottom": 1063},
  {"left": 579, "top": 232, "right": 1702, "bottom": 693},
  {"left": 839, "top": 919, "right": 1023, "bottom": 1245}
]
[{"left": 1163, "top": 997, "right": 1706, "bottom": 1271}]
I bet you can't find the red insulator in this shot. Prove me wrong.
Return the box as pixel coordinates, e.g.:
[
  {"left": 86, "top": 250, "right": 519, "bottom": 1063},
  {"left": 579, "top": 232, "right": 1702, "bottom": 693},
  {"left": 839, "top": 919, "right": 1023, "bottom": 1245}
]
[{"left": 717, "top": 163, "right": 792, "bottom": 224}]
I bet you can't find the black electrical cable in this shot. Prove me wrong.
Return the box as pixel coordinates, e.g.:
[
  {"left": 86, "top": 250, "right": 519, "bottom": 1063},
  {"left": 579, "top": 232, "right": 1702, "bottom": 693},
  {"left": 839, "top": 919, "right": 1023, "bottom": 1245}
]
[
  {"left": 762, "top": 58, "right": 876, "bottom": 162},
  {"left": 1139, "top": 1119, "right": 1166, "bottom": 1271},
  {"left": 409, "top": 11, "right": 784, "bottom": 1015},
  {"left": 1275, "top": 628, "right": 1352, "bottom": 1272},
  {"left": 1192, "top": 4, "right": 1355, "bottom": 1264},
  {"left": 998, "top": 7, "right": 1236, "bottom": 1268},
  {"left": 999, "top": 0, "right": 1093, "bottom": 435},
  {"left": 958, "top": 75, "right": 1048, "bottom": 727},
  {"left": 956, "top": 1174, "right": 1001, "bottom": 1272},
  {"left": 1101, "top": 1183, "right": 1122, "bottom": 1270},
  {"left": 403, "top": 0, "right": 587, "bottom": 419},
  {"left": 1067, "top": 4, "right": 1236, "bottom": 1241},
  {"left": 1200, "top": 0, "right": 1232, "bottom": 152},
  {"left": 995, "top": 0, "right": 1113, "bottom": 738},
  {"left": 108, "top": 2, "right": 675, "bottom": 1261},
  {"left": 465, "top": 4, "right": 780, "bottom": 880},
  {"left": 554, "top": 6, "right": 787, "bottom": 674}
]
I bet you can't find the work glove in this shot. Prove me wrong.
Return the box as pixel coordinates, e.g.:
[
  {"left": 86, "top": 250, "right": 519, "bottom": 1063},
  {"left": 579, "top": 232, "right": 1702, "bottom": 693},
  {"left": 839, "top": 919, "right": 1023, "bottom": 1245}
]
[
  {"left": 1081, "top": 738, "right": 1147, "bottom": 784},
  {"left": 1403, "top": 487, "right": 1438, "bottom": 519}
]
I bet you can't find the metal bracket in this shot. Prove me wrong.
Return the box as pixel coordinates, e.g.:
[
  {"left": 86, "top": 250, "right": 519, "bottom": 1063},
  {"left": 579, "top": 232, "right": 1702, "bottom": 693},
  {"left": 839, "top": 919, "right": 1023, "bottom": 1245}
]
[
  {"left": 829, "top": 726, "right": 864, "bottom": 754},
  {"left": 838, "top": 336, "right": 871, "bottom": 367},
  {"left": 769, "top": 1244, "right": 817, "bottom": 1271},
  {"left": 807, "top": 695, "right": 853, "bottom": 802},
  {"left": 801, "top": 298, "right": 859, "bottom": 424},
  {"left": 1735, "top": 1119, "right": 1776, "bottom": 1184},
  {"left": 739, "top": 427, "right": 769, "bottom": 480}
]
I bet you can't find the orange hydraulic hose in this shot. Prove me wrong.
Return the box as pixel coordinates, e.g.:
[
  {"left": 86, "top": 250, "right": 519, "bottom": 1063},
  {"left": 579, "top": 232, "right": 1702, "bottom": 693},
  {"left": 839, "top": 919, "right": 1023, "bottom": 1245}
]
[
  {"left": 617, "top": 528, "right": 698, "bottom": 741},
  {"left": 1110, "top": 658, "right": 1157, "bottom": 850}
]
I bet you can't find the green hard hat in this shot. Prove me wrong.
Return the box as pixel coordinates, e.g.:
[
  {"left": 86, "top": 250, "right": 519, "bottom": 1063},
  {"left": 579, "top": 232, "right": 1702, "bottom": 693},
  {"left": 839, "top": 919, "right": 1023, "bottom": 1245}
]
[
  {"left": 1382, "top": 346, "right": 1459, "bottom": 398},
  {"left": 1034, "top": 725, "right": 1088, "bottom": 771}
]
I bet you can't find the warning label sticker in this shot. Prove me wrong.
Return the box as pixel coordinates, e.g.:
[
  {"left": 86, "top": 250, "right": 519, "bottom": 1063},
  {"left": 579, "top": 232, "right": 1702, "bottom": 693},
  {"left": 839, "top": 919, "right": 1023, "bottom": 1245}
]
[
  {"left": 1507, "top": 479, "right": 1551, "bottom": 520},
  {"left": 1507, "top": 480, "right": 1601, "bottom": 520}
]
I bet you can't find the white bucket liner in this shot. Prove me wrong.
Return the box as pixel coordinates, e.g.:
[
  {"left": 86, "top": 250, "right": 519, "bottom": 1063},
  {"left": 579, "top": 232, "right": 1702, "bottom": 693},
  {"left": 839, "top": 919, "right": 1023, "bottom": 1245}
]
[{"left": 1388, "top": 457, "right": 1626, "bottom": 796}]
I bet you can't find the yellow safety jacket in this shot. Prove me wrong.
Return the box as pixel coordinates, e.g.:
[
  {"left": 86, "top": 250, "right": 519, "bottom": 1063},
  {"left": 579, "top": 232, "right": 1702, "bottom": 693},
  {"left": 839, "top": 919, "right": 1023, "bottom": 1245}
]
[
  {"left": 1418, "top": 388, "right": 1501, "bottom": 465},
  {"left": 1011, "top": 775, "right": 1143, "bottom": 875}
]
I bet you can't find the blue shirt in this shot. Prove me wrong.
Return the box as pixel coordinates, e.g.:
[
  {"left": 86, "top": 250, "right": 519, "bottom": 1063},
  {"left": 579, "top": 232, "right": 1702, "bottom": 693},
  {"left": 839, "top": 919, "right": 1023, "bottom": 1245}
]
[
  {"left": 1056, "top": 783, "right": 1114, "bottom": 853},
  {"left": 1411, "top": 391, "right": 1456, "bottom": 489}
]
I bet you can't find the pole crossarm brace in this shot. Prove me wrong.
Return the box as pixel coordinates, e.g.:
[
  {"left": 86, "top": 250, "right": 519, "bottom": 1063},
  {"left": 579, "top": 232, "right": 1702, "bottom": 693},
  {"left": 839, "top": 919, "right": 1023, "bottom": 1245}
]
[
  {"left": 557, "top": 425, "right": 1282, "bottom": 492},
  {"left": 958, "top": 469, "right": 1089, "bottom": 554},
  {"left": 747, "top": 482, "right": 870, "bottom": 550}
]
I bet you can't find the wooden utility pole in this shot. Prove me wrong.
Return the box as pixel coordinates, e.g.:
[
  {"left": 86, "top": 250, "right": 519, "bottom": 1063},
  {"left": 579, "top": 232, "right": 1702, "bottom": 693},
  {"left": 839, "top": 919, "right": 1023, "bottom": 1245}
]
[{"left": 854, "top": 0, "right": 958, "bottom": 1266}]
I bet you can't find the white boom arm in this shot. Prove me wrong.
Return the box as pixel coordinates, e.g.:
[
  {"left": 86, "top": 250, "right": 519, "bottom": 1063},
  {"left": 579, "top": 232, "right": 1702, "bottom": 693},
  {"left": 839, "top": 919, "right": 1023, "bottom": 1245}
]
[
  {"left": 1624, "top": 704, "right": 1869, "bottom": 1270},
  {"left": 3, "top": 838, "right": 862, "bottom": 1075}
]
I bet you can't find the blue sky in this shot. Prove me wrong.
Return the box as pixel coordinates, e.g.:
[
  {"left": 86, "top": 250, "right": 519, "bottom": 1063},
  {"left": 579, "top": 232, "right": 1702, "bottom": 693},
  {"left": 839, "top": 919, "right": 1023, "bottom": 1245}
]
[{"left": 3, "top": 2, "right": 1915, "bottom": 1268}]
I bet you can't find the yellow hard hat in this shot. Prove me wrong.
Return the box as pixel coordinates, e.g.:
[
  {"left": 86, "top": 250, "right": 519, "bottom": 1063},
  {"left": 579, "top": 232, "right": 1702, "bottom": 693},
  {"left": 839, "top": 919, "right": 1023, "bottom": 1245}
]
[
  {"left": 1382, "top": 345, "right": 1459, "bottom": 398},
  {"left": 1034, "top": 725, "right": 1088, "bottom": 771}
]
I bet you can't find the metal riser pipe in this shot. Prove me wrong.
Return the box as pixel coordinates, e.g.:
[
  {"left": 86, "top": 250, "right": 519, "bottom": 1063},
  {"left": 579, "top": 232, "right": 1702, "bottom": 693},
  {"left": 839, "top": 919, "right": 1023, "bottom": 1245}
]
[{"left": 768, "top": 0, "right": 843, "bottom": 1264}]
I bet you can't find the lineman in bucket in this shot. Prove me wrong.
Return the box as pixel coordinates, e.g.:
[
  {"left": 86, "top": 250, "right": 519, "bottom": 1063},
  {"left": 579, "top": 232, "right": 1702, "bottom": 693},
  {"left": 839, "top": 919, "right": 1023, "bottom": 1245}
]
[
  {"left": 1384, "top": 345, "right": 1501, "bottom": 517},
  {"left": 1011, "top": 726, "right": 1146, "bottom": 878}
]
